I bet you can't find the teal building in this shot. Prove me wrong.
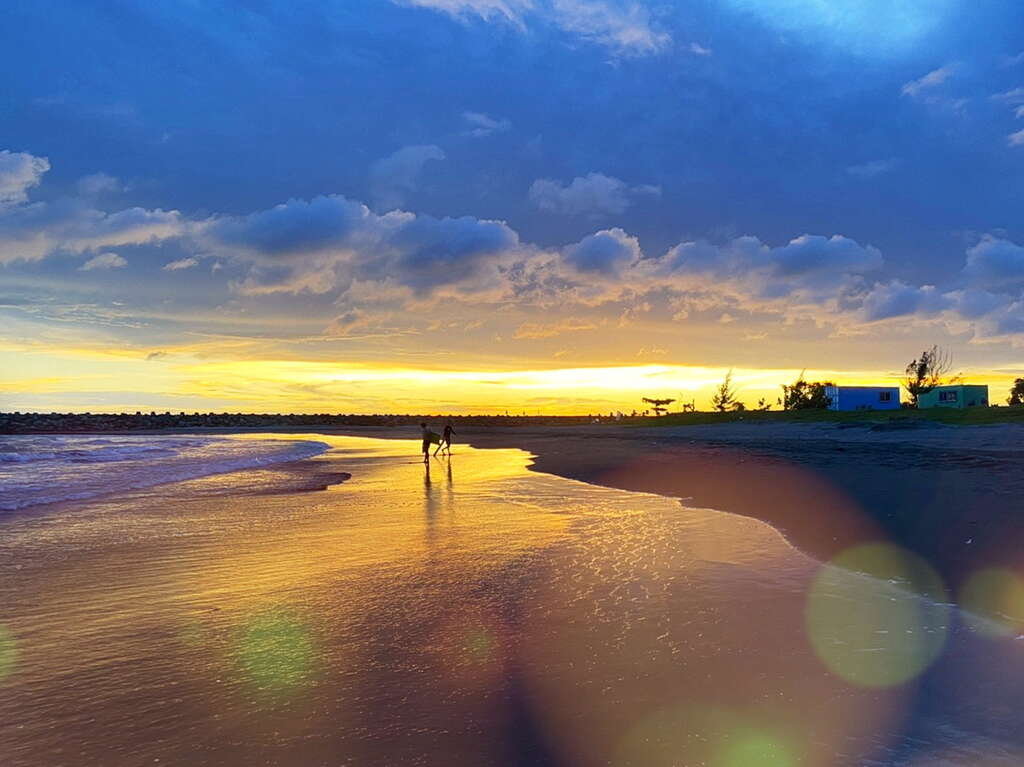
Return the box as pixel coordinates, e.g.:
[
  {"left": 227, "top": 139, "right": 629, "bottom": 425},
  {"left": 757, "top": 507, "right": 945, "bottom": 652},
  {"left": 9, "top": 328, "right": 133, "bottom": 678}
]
[{"left": 918, "top": 385, "right": 989, "bottom": 409}]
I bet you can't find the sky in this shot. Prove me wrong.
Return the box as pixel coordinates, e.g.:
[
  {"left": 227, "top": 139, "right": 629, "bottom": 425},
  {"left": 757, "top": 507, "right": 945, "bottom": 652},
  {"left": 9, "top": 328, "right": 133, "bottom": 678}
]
[{"left": 3, "top": 0, "right": 1024, "bottom": 414}]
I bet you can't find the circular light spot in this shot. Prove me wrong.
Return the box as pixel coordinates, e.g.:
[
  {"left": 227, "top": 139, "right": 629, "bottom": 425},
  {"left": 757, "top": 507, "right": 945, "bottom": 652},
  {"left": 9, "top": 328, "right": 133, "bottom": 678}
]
[
  {"left": 235, "top": 611, "right": 316, "bottom": 695},
  {"left": 0, "top": 626, "right": 17, "bottom": 682},
  {"left": 959, "top": 568, "right": 1024, "bottom": 638},
  {"left": 717, "top": 727, "right": 796, "bottom": 767},
  {"left": 613, "top": 707, "right": 798, "bottom": 767},
  {"left": 806, "top": 543, "right": 949, "bottom": 687}
]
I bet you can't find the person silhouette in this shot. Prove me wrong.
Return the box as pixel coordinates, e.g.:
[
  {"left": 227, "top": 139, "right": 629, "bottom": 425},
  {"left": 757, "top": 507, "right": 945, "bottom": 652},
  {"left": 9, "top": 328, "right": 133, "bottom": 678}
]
[
  {"left": 434, "top": 420, "right": 455, "bottom": 457},
  {"left": 419, "top": 422, "right": 432, "bottom": 463}
]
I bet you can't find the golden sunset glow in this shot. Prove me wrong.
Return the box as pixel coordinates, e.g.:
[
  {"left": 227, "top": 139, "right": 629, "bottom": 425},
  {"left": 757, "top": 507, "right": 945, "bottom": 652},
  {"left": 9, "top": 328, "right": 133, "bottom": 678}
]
[{"left": 3, "top": 344, "right": 1021, "bottom": 415}]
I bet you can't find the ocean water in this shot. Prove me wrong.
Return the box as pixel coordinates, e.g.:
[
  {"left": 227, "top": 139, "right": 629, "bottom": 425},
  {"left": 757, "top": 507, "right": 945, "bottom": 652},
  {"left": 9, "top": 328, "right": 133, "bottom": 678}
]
[
  {"left": 0, "top": 434, "right": 1020, "bottom": 766},
  {"left": 0, "top": 435, "right": 331, "bottom": 510}
]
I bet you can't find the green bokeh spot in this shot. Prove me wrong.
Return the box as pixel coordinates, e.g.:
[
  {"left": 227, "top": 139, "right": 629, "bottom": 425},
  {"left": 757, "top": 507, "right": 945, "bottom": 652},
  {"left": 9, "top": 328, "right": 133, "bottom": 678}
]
[
  {"left": 236, "top": 611, "right": 316, "bottom": 695},
  {"left": 806, "top": 543, "right": 949, "bottom": 688},
  {"left": 0, "top": 626, "right": 17, "bottom": 682}
]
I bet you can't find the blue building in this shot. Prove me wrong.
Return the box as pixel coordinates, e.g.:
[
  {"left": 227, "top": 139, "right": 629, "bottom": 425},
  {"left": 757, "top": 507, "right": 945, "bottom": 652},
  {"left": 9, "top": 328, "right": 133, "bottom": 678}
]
[{"left": 824, "top": 385, "right": 901, "bottom": 411}]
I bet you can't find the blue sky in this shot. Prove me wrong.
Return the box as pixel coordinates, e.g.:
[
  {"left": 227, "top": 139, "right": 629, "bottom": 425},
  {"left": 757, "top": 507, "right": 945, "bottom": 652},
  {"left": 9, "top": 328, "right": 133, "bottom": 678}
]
[{"left": 3, "top": 0, "right": 1024, "bottom": 412}]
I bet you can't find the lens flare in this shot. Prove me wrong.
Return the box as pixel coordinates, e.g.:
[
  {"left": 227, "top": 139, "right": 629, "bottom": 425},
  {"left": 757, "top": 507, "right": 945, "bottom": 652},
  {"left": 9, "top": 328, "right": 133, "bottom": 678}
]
[
  {"left": 235, "top": 610, "right": 317, "bottom": 695},
  {"left": 806, "top": 543, "right": 950, "bottom": 687},
  {"left": 0, "top": 626, "right": 17, "bottom": 682},
  {"left": 613, "top": 706, "right": 798, "bottom": 767},
  {"left": 959, "top": 568, "right": 1024, "bottom": 638}
]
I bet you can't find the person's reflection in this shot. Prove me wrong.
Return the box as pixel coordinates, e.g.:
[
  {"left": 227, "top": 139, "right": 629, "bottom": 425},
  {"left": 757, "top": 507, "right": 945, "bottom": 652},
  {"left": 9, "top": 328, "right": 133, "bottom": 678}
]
[
  {"left": 445, "top": 457, "right": 454, "bottom": 510},
  {"left": 424, "top": 460, "right": 437, "bottom": 546}
]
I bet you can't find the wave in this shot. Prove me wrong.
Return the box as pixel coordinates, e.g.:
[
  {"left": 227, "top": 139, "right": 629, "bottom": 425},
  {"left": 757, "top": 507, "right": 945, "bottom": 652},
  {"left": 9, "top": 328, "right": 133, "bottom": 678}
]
[{"left": 0, "top": 435, "right": 331, "bottom": 511}]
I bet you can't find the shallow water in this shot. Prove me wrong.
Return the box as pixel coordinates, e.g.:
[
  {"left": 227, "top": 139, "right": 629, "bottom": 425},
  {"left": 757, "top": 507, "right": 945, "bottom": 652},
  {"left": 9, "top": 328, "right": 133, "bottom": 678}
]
[
  {"left": 0, "top": 435, "right": 1021, "bottom": 766},
  {"left": 0, "top": 434, "right": 331, "bottom": 510}
]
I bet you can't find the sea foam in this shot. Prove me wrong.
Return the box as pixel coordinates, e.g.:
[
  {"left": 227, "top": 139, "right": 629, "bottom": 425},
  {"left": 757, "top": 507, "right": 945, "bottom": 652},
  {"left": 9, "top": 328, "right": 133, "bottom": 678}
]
[{"left": 0, "top": 435, "right": 330, "bottom": 510}]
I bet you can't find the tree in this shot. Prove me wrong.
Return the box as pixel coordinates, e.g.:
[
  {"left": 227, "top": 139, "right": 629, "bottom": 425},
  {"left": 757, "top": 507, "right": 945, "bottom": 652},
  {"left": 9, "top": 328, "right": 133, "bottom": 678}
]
[
  {"left": 903, "top": 345, "right": 954, "bottom": 407},
  {"left": 781, "top": 371, "right": 833, "bottom": 410},
  {"left": 711, "top": 369, "right": 739, "bottom": 412},
  {"left": 642, "top": 397, "right": 675, "bottom": 416},
  {"left": 755, "top": 398, "right": 772, "bottom": 412},
  {"left": 1009, "top": 378, "right": 1024, "bottom": 407}
]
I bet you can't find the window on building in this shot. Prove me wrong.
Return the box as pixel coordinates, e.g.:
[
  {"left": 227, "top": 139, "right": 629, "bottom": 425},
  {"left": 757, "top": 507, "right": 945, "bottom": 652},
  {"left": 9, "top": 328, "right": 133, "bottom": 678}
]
[
  {"left": 939, "top": 390, "right": 958, "bottom": 402},
  {"left": 879, "top": 392, "right": 892, "bottom": 402}
]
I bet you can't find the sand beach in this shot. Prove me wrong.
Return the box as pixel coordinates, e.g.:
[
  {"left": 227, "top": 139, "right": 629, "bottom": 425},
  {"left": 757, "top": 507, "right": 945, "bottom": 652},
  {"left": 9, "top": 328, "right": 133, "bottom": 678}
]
[{"left": 1, "top": 427, "right": 1024, "bottom": 765}]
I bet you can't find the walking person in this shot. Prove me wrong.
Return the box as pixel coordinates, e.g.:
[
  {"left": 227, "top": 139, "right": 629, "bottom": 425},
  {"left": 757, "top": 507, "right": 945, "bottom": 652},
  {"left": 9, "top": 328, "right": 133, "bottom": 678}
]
[
  {"left": 419, "top": 422, "right": 436, "bottom": 463},
  {"left": 434, "top": 420, "right": 455, "bottom": 457}
]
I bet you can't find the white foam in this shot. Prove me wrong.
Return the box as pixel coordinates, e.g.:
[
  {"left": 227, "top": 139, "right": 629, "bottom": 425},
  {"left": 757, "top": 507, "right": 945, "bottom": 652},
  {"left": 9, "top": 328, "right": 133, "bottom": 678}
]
[{"left": 0, "top": 435, "right": 330, "bottom": 510}]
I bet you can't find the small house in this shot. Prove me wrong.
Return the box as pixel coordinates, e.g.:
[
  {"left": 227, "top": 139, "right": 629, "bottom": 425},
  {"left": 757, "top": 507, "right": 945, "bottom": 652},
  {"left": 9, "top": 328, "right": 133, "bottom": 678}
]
[
  {"left": 824, "top": 385, "right": 900, "bottom": 411},
  {"left": 918, "top": 384, "right": 989, "bottom": 409}
]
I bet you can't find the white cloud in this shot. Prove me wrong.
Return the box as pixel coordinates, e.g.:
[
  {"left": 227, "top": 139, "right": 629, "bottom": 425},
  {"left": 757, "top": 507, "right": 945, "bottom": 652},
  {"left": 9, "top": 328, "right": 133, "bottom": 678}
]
[
  {"left": 551, "top": 0, "right": 670, "bottom": 57},
  {"left": 77, "top": 173, "right": 121, "bottom": 197},
  {"left": 163, "top": 257, "right": 198, "bottom": 271},
  {"left": 688, "top": 42, "right": 712, "bottom": 56},
  {"left": 529, "top": 172, "right": 659, "bottom": 216},
  {"left": 369, "top": 144, "right": 446, "bottom": 209},
  {"left": 394, "top": 0, "right": 532, "bottom": 26},
  {"left": 396, "top": 0, "right": 669, "bottom": 57},
  {"left": 0, "top": 150, "right": 50, "bottom": 206},
  {"left": 80, "top": 252, "right": 127, "bottom": 271},
  {"left": 847, "top": 159, "right": 897, "bottom": 179},
  {"left": 462, "top": 111, "right": 512, "bottom": 137},
  {"left": 1009, "top": 129, "right": 1024, "bottom": 147},
  {"left": 902, "top": 65, "right": 956, "bottom": 98}
]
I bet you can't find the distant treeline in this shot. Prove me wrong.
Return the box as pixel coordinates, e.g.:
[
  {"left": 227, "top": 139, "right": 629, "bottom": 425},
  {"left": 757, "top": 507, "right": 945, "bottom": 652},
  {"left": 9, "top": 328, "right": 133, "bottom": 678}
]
[{"left": 0, "top": 411, "right": 602, "bottom": 434}]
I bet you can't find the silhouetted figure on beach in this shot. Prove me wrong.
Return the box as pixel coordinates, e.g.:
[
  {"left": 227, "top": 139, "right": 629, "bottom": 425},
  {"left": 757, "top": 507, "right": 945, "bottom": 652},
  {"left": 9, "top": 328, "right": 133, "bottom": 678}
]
[
  {"left": 420, "top": 422, "right": 433, "bottom": 462},
  {"left": 434, "top": 421, "right": 455, "bottom": 457}
]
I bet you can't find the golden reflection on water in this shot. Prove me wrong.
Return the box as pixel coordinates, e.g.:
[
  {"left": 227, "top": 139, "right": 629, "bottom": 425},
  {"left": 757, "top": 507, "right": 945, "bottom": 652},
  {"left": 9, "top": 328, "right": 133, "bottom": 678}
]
[{"left": 0, "top": 435, "right": 1021, "bottom": 766}]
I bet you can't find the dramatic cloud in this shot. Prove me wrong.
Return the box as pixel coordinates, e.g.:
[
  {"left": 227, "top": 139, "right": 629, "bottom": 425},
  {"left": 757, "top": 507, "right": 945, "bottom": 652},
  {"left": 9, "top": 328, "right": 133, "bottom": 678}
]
[
  {"left": 462, "top": 111, "right": 511, "bottom": 137},
  {"left": 369, "top": 145, "right": 446, "bottom": 209},
  {"left": 858, "top": 281, "right": 950, "bottom": 321},
  {"left": 561, "top": 227, "right": 639, "bottom": 275},
  {"left": 0, "top": 150, "right": 49, "bottom": 206},
  {"left": 529, "top": 173, "right": 659, "bottom": 217},
  {"left": 643, "top": 234, "right": 883, "bottom": 303},
  {"left": 202, "top": 194, "right": 519, "bottom": 297},
  {"left": 0, "top": 199, "right": 183, "bottom": 265},
  {"left": 80, "top": 252, "right": 127, "bottom": 271},
  {"left": 963, "top": 236, "right": 1024, "bottom": 290}
]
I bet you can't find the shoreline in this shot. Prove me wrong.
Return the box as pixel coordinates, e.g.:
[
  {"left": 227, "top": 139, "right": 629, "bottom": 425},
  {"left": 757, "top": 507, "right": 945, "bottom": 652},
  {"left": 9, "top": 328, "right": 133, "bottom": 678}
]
[{"left": 6, "top": 422, "right": 1022, "bottom": 585}]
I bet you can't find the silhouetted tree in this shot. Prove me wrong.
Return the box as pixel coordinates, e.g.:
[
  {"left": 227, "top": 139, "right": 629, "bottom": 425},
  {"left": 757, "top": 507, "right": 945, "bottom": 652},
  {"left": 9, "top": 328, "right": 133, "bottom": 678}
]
[
  {"left": 781, "top": 371, "right": 833, "bottom": 410},
  {"left": 711, "top": 369, "right": 739, "bottom": 412},
  {"left": 1008, "top": 378, "right": 1024, "bottom": 406},
  {"left": 903, "top": 345, "right": 955, "bottom": 407},
  {"left": 642, "top": 397, "right": 675, "bottom": 416},
  {"left": 755, "top": 398, "right": 772, "bottom": 412}
]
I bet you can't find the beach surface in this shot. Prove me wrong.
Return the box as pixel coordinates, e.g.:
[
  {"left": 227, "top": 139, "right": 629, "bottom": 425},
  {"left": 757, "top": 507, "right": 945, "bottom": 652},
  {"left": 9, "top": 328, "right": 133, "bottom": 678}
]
[{"left": 1, "top": 430, "right": 1023, "bottom": 765}]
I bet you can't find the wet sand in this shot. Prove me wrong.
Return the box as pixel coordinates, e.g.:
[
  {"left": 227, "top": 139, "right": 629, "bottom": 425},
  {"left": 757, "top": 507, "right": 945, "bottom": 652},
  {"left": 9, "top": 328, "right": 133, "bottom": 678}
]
[
  {"left": 339, "top": 421, "right": 1024, "bottom": 587},
  {"left": 2, "top": 434, "right": 1024, "bottom": 765}
]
